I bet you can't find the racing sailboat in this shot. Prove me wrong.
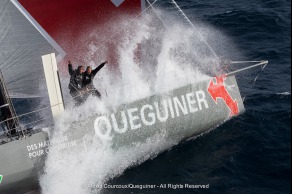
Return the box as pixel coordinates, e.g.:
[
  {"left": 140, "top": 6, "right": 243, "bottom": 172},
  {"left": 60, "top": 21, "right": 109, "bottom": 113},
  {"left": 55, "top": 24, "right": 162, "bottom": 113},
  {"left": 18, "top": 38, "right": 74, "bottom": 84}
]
[
  {"left": 0, "top": 0, "right": 268, "bottom": 193},
  {"left": 0, "top": 53, "right": 268, "bottom": 193}
]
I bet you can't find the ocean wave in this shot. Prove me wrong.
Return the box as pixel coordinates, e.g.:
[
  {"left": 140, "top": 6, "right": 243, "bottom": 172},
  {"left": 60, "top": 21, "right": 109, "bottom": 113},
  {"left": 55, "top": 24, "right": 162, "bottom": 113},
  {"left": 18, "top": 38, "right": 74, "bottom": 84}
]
[{"left": 276, "top": 92, "right": 291, "bottom": 96}]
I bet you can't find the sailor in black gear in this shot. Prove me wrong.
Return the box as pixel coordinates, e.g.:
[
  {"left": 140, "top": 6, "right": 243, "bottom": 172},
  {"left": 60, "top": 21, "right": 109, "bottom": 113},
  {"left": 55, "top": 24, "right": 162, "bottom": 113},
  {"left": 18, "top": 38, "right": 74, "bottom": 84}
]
[
  {"left": 68, "top": 60, "right": 84, "bottom": 105},
  {"left": 82, "top": 61, "right": 107, "bottom": 99}
]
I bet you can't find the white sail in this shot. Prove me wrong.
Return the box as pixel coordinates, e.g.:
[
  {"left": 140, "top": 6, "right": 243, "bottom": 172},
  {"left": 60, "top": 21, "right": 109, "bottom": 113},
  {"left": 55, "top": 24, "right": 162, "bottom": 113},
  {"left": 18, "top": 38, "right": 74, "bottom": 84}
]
[{"left": 0, "top": 0, "right": 63, "bottom": 98}]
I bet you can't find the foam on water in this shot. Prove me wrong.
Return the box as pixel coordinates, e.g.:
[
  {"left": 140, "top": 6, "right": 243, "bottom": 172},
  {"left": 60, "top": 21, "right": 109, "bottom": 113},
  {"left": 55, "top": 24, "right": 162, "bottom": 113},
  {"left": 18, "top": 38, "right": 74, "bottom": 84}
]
[{"left": 39, "top": 10, "right": 238, "bottom": 194}]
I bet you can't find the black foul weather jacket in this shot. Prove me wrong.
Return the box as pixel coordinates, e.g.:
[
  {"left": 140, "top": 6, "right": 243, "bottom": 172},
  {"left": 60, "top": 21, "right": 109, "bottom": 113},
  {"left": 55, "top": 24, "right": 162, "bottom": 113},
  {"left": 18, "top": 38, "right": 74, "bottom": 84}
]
[
  {"left": 82, "top": 62, "right": 106, "bottom": 89},
  {"left": 68, "top": 63, "right": 83, "bottom": 92}
]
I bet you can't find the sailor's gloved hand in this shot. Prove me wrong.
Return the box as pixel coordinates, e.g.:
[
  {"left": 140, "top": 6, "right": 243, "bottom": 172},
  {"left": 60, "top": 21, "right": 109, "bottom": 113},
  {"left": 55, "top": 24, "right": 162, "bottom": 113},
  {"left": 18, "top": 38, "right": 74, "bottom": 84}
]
[{"left": 104, "top": 61, "right": 108, "bottom": 64}]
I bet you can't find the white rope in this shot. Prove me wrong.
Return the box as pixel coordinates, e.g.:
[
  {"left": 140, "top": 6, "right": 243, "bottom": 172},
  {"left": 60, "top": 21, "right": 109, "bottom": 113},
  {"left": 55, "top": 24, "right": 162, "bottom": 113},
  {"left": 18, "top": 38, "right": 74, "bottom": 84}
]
[
  {"left": 230, "top": 60, "right": 268, "bottom": 64},
  {"left": 241, "top": 61, "right": 268, "bottom": 103},
  {"left": 146, "top": 0, "right": 168, "bottom": 27},
  {"left": 171, "top": 0, "right": 218, "bottom": 59},
  {"left": 226, "top": 61, "right": 268, "bottom": 76}
]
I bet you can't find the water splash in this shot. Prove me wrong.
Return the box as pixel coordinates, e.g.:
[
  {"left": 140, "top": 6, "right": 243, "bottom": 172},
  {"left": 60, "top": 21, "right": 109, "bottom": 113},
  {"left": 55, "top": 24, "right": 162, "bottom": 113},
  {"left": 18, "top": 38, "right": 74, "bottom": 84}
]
[{"left": 40, "top": 9, "right": 239, "bottom": 194}]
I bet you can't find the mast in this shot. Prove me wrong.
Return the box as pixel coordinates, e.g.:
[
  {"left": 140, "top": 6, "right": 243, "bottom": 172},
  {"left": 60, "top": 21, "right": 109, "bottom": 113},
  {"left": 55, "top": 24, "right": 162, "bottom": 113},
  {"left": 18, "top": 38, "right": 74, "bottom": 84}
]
[
  {"left": 0, "top": 70, "right": 23, "bottom": 137},
  {"left": 42, "top": 53, "right": 64, "bottom": 121}
]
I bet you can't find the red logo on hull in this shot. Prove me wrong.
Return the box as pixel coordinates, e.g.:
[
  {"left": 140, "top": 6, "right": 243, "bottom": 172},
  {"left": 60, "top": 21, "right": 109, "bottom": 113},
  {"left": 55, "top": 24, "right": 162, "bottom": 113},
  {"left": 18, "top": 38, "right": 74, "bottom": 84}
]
[{"left": 207, "top": 75, "right": 239, "bottom": 116}]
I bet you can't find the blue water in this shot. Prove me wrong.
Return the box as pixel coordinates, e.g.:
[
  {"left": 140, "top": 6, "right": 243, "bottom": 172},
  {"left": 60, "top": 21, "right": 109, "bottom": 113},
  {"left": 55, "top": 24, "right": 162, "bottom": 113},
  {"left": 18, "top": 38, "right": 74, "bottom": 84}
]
[{"left": 104, "top": 1, "right": 291, "bottom": 193}]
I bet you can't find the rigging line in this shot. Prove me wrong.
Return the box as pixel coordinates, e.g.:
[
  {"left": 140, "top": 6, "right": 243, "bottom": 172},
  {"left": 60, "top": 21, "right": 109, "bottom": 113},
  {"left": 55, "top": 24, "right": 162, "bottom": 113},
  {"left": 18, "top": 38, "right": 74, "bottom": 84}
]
[
  {"left": 4, "top": 12, "right": 36, "bottom": 131},
  {"left": 70, "top": 88, "right": 106, "bottom": 101},
  {"left": 230, "top": 60, "right": 267, "bottom": 64},
  {"left": 146, "top": 0, "right": 168, "bottom": 27},
  {"left": 64, "top": 82, "right": 85, "bottom": 104},
  {"left": 22, "top": 117, "right": 50, "bottom": 127},
  {"left": 0, "top": 70, "right": 24, "bottom": 136},
  {"left": 66, "top": 82, "right": 133, "bottom": 105},
  {"left": 0, "top": 102, "right": 62, "bottom": 125},
  {"left": 171, "top": 0, "right": 218, "bottom": 59},
  {"left": 5, "top": 69, "right": 35, "bottom": 122},
  {"left": 242, "top": 62, "right": 268, "bottom": 103},
  {"left": 60, "top": 0, "right": 160, "bottom": 83},
  {"left": 226, "top": 61, "right": 268, "bottom": 76},
  {"left": 1, "top": 116, "right": 52, "bottom": 134}
]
